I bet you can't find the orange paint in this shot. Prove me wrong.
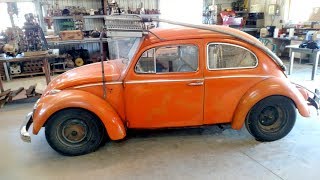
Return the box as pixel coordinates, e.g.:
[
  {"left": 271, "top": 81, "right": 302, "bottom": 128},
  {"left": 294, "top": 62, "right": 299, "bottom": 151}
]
[{"left": 31, "top": 27, "right": 313, "bottom": 140}]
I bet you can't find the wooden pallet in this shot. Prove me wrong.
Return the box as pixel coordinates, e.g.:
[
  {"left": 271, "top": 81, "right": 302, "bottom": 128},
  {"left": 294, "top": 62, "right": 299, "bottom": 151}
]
[
  {"left": 8, "top": 87, "right": 24, "bottom": 102},
  {"left": 0, "top": 84, "right": 40, "bottom": 108},
  {"left": 10, "top": 72, "right": 45, "bottom": 79},
  {"left": 0, "top": 89, "right": 11, "bottom": 108},
  {"left": 26, "top": 84, "right": 37, "bottom": 98}
]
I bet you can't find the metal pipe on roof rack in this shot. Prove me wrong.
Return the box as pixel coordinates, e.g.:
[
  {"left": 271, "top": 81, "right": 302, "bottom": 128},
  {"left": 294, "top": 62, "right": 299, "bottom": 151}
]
[{"left": 154, "top": 19, "right": 286, "bottom": 71}]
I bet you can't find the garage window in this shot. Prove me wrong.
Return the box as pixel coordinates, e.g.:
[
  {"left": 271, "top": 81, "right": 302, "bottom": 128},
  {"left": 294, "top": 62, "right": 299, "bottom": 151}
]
[
  {"left": 135, "top": 45, "right": 198, "bottom": 74},
  {"left": 207, "top": 43, "right": 258, "bottom": 70}
]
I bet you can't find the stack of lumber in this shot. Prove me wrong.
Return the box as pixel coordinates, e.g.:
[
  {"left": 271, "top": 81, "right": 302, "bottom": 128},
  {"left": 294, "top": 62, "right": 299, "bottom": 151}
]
[{"left": 0, "top": 81, "right": 40, "bottom": 108}]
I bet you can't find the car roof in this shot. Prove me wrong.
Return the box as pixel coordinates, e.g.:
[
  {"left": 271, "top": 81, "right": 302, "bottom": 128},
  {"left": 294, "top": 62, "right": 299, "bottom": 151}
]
[{"left": 147, "top": 26, "right": 261, "bottom": 45}]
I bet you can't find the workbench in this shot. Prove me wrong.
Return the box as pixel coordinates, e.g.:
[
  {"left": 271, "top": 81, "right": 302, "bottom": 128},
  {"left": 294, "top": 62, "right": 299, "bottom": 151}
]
[
  {"left": 286, "top": 45, "right": 320, "bottom": 80},
  {"left": 0, "top": 54, "right": 59, "bottom": 85}
]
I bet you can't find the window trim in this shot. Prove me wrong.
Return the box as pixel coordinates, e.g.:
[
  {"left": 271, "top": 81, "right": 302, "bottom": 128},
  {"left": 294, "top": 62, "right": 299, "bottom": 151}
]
[
  {"left": 206, "top": 42, "right": 259, "bottom": 71},
  {"left": 135, "top": 44, "right": 200, "bottom": 74}
]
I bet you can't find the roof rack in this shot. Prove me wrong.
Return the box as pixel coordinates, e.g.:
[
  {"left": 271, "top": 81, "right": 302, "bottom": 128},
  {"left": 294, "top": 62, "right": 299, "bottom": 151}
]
[{"left": 104, "top": 14, "right": 154, "bottom": 38}]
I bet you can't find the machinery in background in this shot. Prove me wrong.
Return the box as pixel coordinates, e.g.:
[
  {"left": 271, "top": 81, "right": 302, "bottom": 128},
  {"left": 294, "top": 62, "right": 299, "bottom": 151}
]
[
  {"left": 245, "top": 12, "right": 264, "bottom": 28},
  {"left": 8, "top": 60, "right": 45, "bottom": 75},
  {"left": 66, "top": 48, "right": 90, "bottom": 67},
  {"left": 23, "top": 61, "right": 44, "bottom": 73},
  {"left": 9, "top": 64, "right": 21, "bottom": 75}
]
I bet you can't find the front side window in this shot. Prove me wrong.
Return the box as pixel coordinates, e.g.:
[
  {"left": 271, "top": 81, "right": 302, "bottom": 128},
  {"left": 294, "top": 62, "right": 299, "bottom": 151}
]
[
  {"left": 135, "top": 45, "right": 198, "bottom": 74},
  {"left": 107, "top": 37, "right": 141, "bottom": 73},
  {"left": 207, "top": 43, "right": 258, "bottom": 70}
]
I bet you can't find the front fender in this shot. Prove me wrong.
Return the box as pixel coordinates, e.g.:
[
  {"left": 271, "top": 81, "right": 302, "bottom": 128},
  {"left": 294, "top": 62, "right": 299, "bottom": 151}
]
[
  {"left": 231, "top": 77, "right": 310, "bottom": 130},
  {"left": 32, "top": 90, "right": 126, "bottom": 140}
]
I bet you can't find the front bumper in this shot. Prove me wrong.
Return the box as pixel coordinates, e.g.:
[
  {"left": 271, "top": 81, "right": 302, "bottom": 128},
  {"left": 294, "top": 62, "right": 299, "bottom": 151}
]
[
  {"left": 308, "top": 89, "right": 320, "bottom": 115},
  {"left": 307, "top": 89, "right": 320, "bottom": 111},
  {"left": 20, "top": 112, "right": 33, "bottom": 143}
]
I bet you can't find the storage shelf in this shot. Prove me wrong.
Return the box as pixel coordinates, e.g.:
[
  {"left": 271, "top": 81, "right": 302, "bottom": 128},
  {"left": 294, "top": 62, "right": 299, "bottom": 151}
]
[
  {"left": 84, "top": 15, "right": 106, "bottom": 19},
  {"left": 47, "top": 38, "right": 109, "bottom": 45},
  {"left": 235, "top": 11, "right": 248, "bottom": 13},
  {"left": 11, "top": 72, "right": 45, "bottom": 78},
  {"left": 52, "top": 15, "right": 105, "bottom": 20},
  {"left": 52, "top": 14, "right": 160, "bottom": 20},
  {"left": 52, "top": 69, "right": 72, "bottom": 73},
  {"left": 52, "top": 16, "right": 73, "bottom": 20}
]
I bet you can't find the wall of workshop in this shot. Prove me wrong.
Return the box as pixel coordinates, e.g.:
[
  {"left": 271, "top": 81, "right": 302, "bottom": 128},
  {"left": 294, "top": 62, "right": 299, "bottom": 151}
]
[
  {"left": 159, "top": 0, "right": 203, "bottom": 25},
  {"left": 203, "top": 0, "right": 237, "bottom": 11},
  {"left": 251, "top": 0, "right": 289, "bottom": 28},
  {"left": 203, "top": 0, "right": 289, "bottom": 28},
  {"left": 215, "top": 0, "right": 237, "bottom": 11}
]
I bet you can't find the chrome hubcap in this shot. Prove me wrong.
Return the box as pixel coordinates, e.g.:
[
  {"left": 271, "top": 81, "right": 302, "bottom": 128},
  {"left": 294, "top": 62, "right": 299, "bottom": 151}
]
[{"left": 61, "top": 119, "right": 88, "bottom": 143}]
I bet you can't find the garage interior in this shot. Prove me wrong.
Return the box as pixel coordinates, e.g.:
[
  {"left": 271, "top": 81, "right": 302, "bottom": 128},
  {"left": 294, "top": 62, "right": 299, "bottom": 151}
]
[{"left": 1, "top": 0, "right": 320, "bottom": 179}]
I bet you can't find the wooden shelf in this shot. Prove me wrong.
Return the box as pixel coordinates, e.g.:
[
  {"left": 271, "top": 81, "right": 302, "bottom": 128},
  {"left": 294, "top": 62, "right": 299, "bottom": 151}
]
[
  {"left": 52, "top": 15, "right": 105, "bottom": 20},
  {"left": 51, "top": 14, "right": 160, "bottom": 20},
  {"left": 84, "top": 15, "right": 106, "bottom": 19},
  {"left": 235, "top": 11, "right": 248, "bottom": 13},
  {"left": 47, "top": 38, "right": 109, "bottom": 45},
  {"left": 52, "top": 68, "right": 72, "bottom": 73},
  {"left": 10, "top": 72, "right": 45, "bottom": 78}
]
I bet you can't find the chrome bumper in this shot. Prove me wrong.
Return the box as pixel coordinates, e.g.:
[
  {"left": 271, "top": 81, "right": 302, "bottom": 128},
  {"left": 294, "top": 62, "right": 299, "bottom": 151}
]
[
  {"left": 20, "top": 112, "right": 33, "bottom": 143},
  {"left": 307, "top": 89, "right": 320, "bottom": 112}
]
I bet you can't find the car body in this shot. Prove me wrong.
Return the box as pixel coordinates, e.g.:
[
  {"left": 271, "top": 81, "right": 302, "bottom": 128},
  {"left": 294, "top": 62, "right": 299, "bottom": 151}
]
[{"left": 20, "top": 26, "right": 319, "bottom": 156}]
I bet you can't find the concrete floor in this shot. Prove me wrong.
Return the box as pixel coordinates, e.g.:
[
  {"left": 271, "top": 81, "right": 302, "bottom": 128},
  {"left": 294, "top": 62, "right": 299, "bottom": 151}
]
[{"left": 0, "top": 60, "right": 320, "bottom": 179}]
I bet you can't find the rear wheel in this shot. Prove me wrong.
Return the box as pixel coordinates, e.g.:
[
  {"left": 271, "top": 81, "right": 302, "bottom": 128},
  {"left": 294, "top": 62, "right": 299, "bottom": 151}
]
[
  {"left": 45, "top": 109, "right": 104, "bottom": 156},
  {"left": 245, "top": 96, "right": 296, "bottom": 142}
]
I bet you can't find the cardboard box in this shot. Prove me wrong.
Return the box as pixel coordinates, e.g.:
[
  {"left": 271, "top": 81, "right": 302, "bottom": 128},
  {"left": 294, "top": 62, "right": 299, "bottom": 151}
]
[{"left": 60, "top": 30, "right": 83, "bottom": 40}]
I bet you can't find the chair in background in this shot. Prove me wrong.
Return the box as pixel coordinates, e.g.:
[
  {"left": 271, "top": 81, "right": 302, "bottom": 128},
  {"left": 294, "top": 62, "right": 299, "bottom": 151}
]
[{"left": 259, "top": 38, "right": 278, "bottom": 53}]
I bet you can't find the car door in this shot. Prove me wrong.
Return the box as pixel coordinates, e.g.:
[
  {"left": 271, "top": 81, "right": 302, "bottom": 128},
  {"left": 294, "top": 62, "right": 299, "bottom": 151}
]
[
  {"left": 124, "top": 42, "right": 204, "bottom": 128},
  {"left": 204, "top": 41, "right": 267, "bottom": 125}
]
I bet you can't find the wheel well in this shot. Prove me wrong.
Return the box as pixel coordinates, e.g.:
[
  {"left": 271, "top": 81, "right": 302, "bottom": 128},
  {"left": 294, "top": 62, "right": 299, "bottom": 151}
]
[
  {"left": 245, "top": 95, "right": 297, "bottom": 119},
  {"left": 43, "top": 107, "right": 107, "bottom": 135}
]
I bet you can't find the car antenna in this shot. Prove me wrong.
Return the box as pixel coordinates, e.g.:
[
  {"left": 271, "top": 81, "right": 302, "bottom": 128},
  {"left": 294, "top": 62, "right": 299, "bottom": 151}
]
[{"left": 100, "top": 29, "right": 107, "bottom": 99}]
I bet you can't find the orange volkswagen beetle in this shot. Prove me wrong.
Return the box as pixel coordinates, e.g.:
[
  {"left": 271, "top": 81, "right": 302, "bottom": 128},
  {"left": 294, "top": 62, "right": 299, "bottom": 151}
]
[{"left": 20, "top": 22, "right": 319, "bottom": 156}]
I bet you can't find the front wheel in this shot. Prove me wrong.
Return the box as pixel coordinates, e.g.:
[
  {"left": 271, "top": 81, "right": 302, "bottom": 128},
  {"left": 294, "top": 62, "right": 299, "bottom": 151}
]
[
  {"left": 45, "top": 109, "right": 104, "bottom": 156},
  {"left": 245, "top": 96, "right": 296, "bottom": 142}
]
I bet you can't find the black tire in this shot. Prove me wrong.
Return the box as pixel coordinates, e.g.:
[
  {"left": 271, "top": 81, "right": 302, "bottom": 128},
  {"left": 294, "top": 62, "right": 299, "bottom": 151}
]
[
  {"left": 245, "top": 96, "right": 296, "bottom": 142},
  {"left": 45, "top": 108, "right": 105, "bottom": 156}
]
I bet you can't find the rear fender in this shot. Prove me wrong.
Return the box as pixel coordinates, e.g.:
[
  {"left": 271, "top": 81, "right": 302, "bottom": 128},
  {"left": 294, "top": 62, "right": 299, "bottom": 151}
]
[
  {"left": 32, "top": 90, "right": 126, "bottom": 140},
  {"left": 231, "top": 78, "right": 310, "bottom": 130}
]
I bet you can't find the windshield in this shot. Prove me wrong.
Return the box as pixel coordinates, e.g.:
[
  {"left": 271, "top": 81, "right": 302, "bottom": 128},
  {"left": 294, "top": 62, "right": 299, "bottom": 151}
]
[{"left": 107, "top": 37, "right": 141, "bottom": 72}]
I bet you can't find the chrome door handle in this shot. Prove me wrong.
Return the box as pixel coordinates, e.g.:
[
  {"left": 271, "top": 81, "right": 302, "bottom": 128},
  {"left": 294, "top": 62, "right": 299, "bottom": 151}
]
[{"left": 188, "top": 81, "right": 204, "bottom": 86}]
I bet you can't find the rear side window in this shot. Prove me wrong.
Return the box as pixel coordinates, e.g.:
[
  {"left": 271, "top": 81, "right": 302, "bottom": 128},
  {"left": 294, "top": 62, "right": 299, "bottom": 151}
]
[
  {"left": 207, "top": 43, "right": 258, "bottom": 70},
  {"left": 135, "top": 45, "right": 198, "bottom": 74}
]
